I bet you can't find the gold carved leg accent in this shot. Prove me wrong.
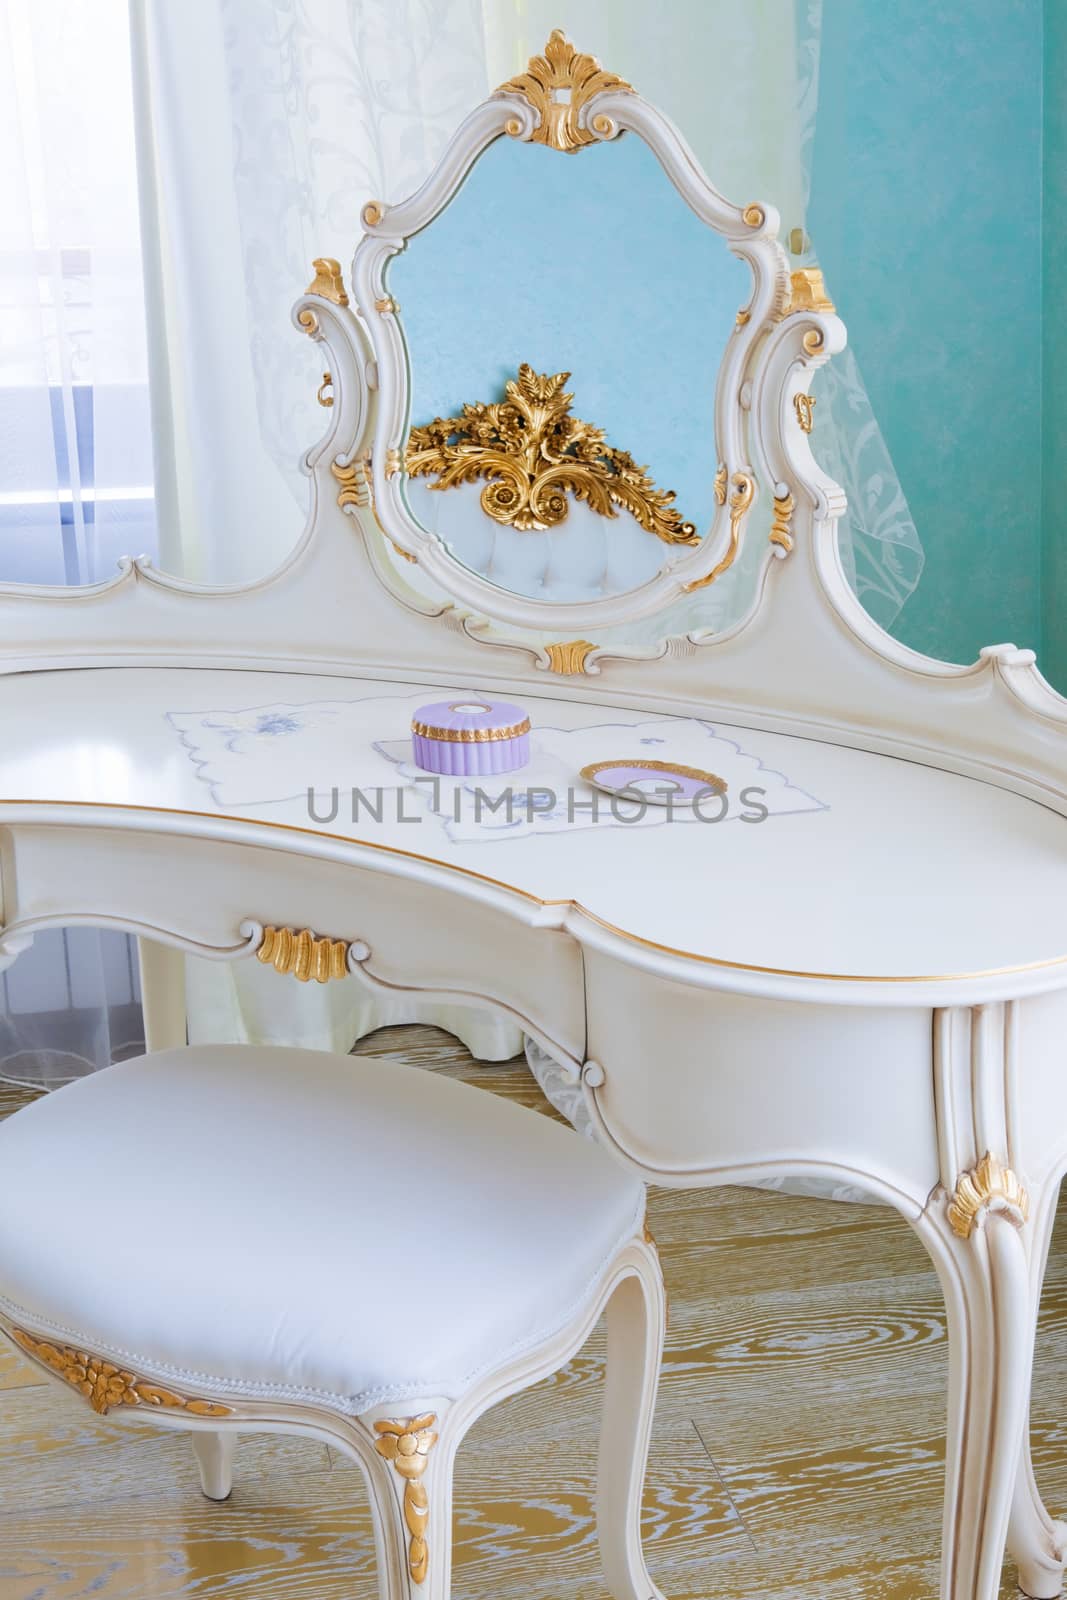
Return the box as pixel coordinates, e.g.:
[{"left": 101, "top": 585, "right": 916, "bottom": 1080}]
[
  {"left": 256, "top": 925, "right": 350, "bottom": 984},
  {"left": 374, "top": 1415, "right": 439, "bottom": 1585},
  {"left": 7, "top": 1326, "right": 232, "bottom": 1418},
  {"left": 947, "top": 1152, "right": 1030, "bottom": 1240}
]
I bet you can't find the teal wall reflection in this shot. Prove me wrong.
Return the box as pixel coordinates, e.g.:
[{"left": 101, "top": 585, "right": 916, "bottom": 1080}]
[{"left": 391, "top": 134, "right": 748, "bottom": 543}]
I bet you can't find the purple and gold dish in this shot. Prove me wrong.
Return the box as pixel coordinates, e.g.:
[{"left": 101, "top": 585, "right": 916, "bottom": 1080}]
[
  {"left": 411, "top": 698, "right": 531, "bottom": 776},
  {"left": 579, "top": 758, "right": 727, "bottom": 806}
]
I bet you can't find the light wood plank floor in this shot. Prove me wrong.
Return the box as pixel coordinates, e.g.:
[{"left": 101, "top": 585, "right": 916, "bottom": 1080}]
[{"left": 0, "top": 1027, "right": 1063, "bottom": 1599}]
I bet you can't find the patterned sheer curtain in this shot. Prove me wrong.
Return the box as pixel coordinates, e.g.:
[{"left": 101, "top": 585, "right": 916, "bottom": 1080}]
[{"left": 0, "top": 0, "right": 153, "bottom": 1086}]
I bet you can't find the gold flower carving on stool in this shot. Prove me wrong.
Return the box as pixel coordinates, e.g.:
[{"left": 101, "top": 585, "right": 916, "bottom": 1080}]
[{"left": 374, "top": 1413, "right": 439, "bottom": 1584}]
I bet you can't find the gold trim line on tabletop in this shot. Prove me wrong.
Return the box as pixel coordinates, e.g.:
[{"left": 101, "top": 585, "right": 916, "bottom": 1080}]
[
  {"left": 411, "top": 716, "right": 531, "bottom": 744},
  {"left": 374, "top": 1415, "right": 439, "bottom": 1585},
  {"left": 947, "top": 1153, "right": 1030, "bottom": 1239},
  {"left": 305, "top": 258, "right": 349, "bottom": 306},
  {"left": 406, "top": 364, "right": 698, "bottom": 545},
  {"left": 495, "top": 29, "right": 634, "bottom": 153},
  {"left": 8, "top": 798, "right": 1067, "bottom": 986},
  {"left": 544, "top": 640, "right": 598, "bottom": 675},
  {"left": 257, "top": 925, "right": 350, "bottom": 983},
  {"left": 770, "top": 491, "right": 795, "bottom": 552},
  {"left": 7, "top": 1326, "right": 233, "bottom": 1418},
  {"left": 794, "top": 393, "right": 816, "bottom": 433},
  {"left": 683, "top": 471, "right": 754, "bottom": 593}
]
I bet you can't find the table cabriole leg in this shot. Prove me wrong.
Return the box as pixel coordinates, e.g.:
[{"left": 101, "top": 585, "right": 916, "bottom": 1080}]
[
  {"left": 921, "top": 1002, "right": 1065, "bottom": 1600},
  {"left": 1007, "top": 1174, "right": 1067, "bottom": 1599}
]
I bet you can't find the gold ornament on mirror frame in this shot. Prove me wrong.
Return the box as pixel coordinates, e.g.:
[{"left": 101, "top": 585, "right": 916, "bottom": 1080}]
[
  {"left": 304, "top": 257, "right": 349, "bottom": 306},
  {"left": 683, "top": 472, "right": 754, "bottom": 593},
  {"left": 786, "top": 266, "right": 835, "bottom": 315},
  {"left": 543, "top": 640, "right": 598, "bottom": 675},
  {"left": 794, "top": 393, "right": 816, "bottom": 433},
  {"left": 405, "top": 365, "right": 698, "bottom": 546},
  {"left": 8, "top": 1327, "right": 233, "bottom": 1419},
  {"left": 495, "top": 29, "right": 634, "bottom": 153},
  {"left": 770, "top": 491, "right": 795, "bottom": 552}
]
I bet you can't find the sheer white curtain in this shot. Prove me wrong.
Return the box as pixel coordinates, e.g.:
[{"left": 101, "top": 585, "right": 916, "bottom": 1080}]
[{"left": 0, "top": 0, "right": 154, "bottom": 1085}]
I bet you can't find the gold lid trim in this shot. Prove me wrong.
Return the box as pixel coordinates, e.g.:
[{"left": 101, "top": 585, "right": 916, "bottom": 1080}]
[{"left": 411, "top": 716, "right": 531, "bottom": 744}]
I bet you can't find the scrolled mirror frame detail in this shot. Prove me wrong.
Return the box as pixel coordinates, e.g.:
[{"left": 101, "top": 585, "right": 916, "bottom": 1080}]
[{"left": 347, "top": 29, "right": 842, "bottom": 645}]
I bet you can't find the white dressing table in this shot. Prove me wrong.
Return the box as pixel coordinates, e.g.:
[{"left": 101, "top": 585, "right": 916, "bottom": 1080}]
[{"left": 1, "top": 32, "right": 1065, "bottom": 1599}]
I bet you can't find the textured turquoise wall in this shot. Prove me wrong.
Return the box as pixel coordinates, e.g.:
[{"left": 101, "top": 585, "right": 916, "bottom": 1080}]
[
  {"left": 1045, "top": 0, "right": 1067, "bottom": 692},
  {"left": 809, "top": 0, "right": 1045, "bottom": 667}
]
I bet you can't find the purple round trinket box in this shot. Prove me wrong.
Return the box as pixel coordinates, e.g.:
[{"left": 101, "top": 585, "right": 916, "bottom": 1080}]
[{"left": 411, "top": 697, "right": 531, "bottom": 776}]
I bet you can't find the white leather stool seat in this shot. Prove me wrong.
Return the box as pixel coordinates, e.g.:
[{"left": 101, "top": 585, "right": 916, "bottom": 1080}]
[{"left": 0, "top": 1045, "right": 644, "bottom": 1414}]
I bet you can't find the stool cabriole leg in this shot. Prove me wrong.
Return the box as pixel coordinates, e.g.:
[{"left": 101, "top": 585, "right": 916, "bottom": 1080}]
[
  {"left": 597, "top": 1233, "right": 668, "bottom": 1600},
  {"left": 190, "top": 1429, "right": 236, "bottom": 1501}
]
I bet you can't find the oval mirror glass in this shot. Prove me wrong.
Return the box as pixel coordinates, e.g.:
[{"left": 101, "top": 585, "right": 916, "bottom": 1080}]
[{"left": 389, "top": 131, "right": 749, "bottom": 607}]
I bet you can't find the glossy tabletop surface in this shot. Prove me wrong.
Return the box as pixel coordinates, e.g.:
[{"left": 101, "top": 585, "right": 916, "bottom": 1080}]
[{"left": 2, "top": 666, "right": 1067, "bottom": 985}]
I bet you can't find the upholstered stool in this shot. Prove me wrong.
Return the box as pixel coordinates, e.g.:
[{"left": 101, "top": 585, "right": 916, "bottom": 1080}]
[{"left": 0, "top": 1044, "right": 665, "bottom": 1599}]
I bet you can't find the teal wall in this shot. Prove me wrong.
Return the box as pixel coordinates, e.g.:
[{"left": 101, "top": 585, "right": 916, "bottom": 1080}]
[
  {"left": 1045, "top": 0, "right": 1067, "bottom": 691},
  {"left": 809, "top": 0, "right": 1045, "bottom": 669}
]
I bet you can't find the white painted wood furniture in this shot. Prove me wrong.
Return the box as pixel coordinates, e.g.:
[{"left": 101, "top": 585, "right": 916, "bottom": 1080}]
[
  {"left": 0, "top": 1042, "right": 664, "bottom": 1600},
  {"left": 1, "top": 30, "right": 1065, "bottom": 1600}
]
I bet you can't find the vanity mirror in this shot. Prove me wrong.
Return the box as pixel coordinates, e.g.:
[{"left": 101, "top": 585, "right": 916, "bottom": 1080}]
[{"left": 352, "top": 29, "right": 821, "bottom": 637}]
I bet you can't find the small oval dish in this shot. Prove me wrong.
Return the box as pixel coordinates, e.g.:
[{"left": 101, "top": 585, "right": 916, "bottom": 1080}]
[
  {"left": 411, "top": 697, "right": 531, "bottom": 776},
  {"left": 579, "top": 758, "right": 727, "bottom": 807}
]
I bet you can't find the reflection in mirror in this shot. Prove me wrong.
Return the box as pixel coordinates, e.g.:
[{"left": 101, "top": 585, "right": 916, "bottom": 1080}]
[{"left": 391, "top": 133, "right": 750, "bottom": 605}]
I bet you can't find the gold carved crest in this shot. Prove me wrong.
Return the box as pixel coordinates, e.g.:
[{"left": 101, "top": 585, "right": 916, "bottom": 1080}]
[
  {"left": 495, "top": 29, "right": 633, "bottom": 153},
  {"left": 405, "top": 365, "right": 697, "bottom": 546}
]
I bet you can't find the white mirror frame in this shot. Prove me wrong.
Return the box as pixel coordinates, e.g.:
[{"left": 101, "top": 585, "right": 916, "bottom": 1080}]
[{"left": 352, "top": 57, "right": 805, "bottom": 633}]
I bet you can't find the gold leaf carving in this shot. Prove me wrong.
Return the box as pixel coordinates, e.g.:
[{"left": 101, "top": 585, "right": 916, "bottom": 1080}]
[
  {"left": 683, "top": 472, "right": 754, "bottom": 593},
  {"left": 544, "top": 640, "right": 598, "bottom": 675},
  {"left": 305, "top": 257, "right": 349, "bottom": 306},
  {"left": 770, "top": 491, "right": 795, "bottom": 553},
  {"left": 374, "top": 1414, "right": 439, "bottom": 1584},
  {"left": 257, "top": 926, "right": 349, "bottom": 984},
  {"left": 9, "top": 1327, "right": 232, "bottom": 1418},
  {"left": 786, "top": 266, "right": 834, "bottom": 314},
  {"left": 362, "top": 201, "right": 385, "bottom": 227},
  {"left": 713, "top": 464, "right": 728, "bottom": 506},
  {"left": 495, "top": 29, "right": 633, "bottom": 153},
  {"left": 332, "top": 456, "right": 372, "bottom": 510},
  {"left": 317, "top": 372, "right": 334, "bottom": 408},
  {"left": 405, "top": 364, "right": 697, "bottom": 546},
  {"left": 742, "top": 203, "right": 766, "bottom": 228},
  {"left": 794, "top": 394, "right": 816, "bottom": 433},
  {"left": 947, "top": 1152, "right": 1030, "bottom": 1240}
]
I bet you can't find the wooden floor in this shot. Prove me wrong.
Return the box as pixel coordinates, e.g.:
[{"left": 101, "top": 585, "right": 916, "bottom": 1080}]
[{"left": 1, "top": 1025, "right": 1064, "bottom": 1599}]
